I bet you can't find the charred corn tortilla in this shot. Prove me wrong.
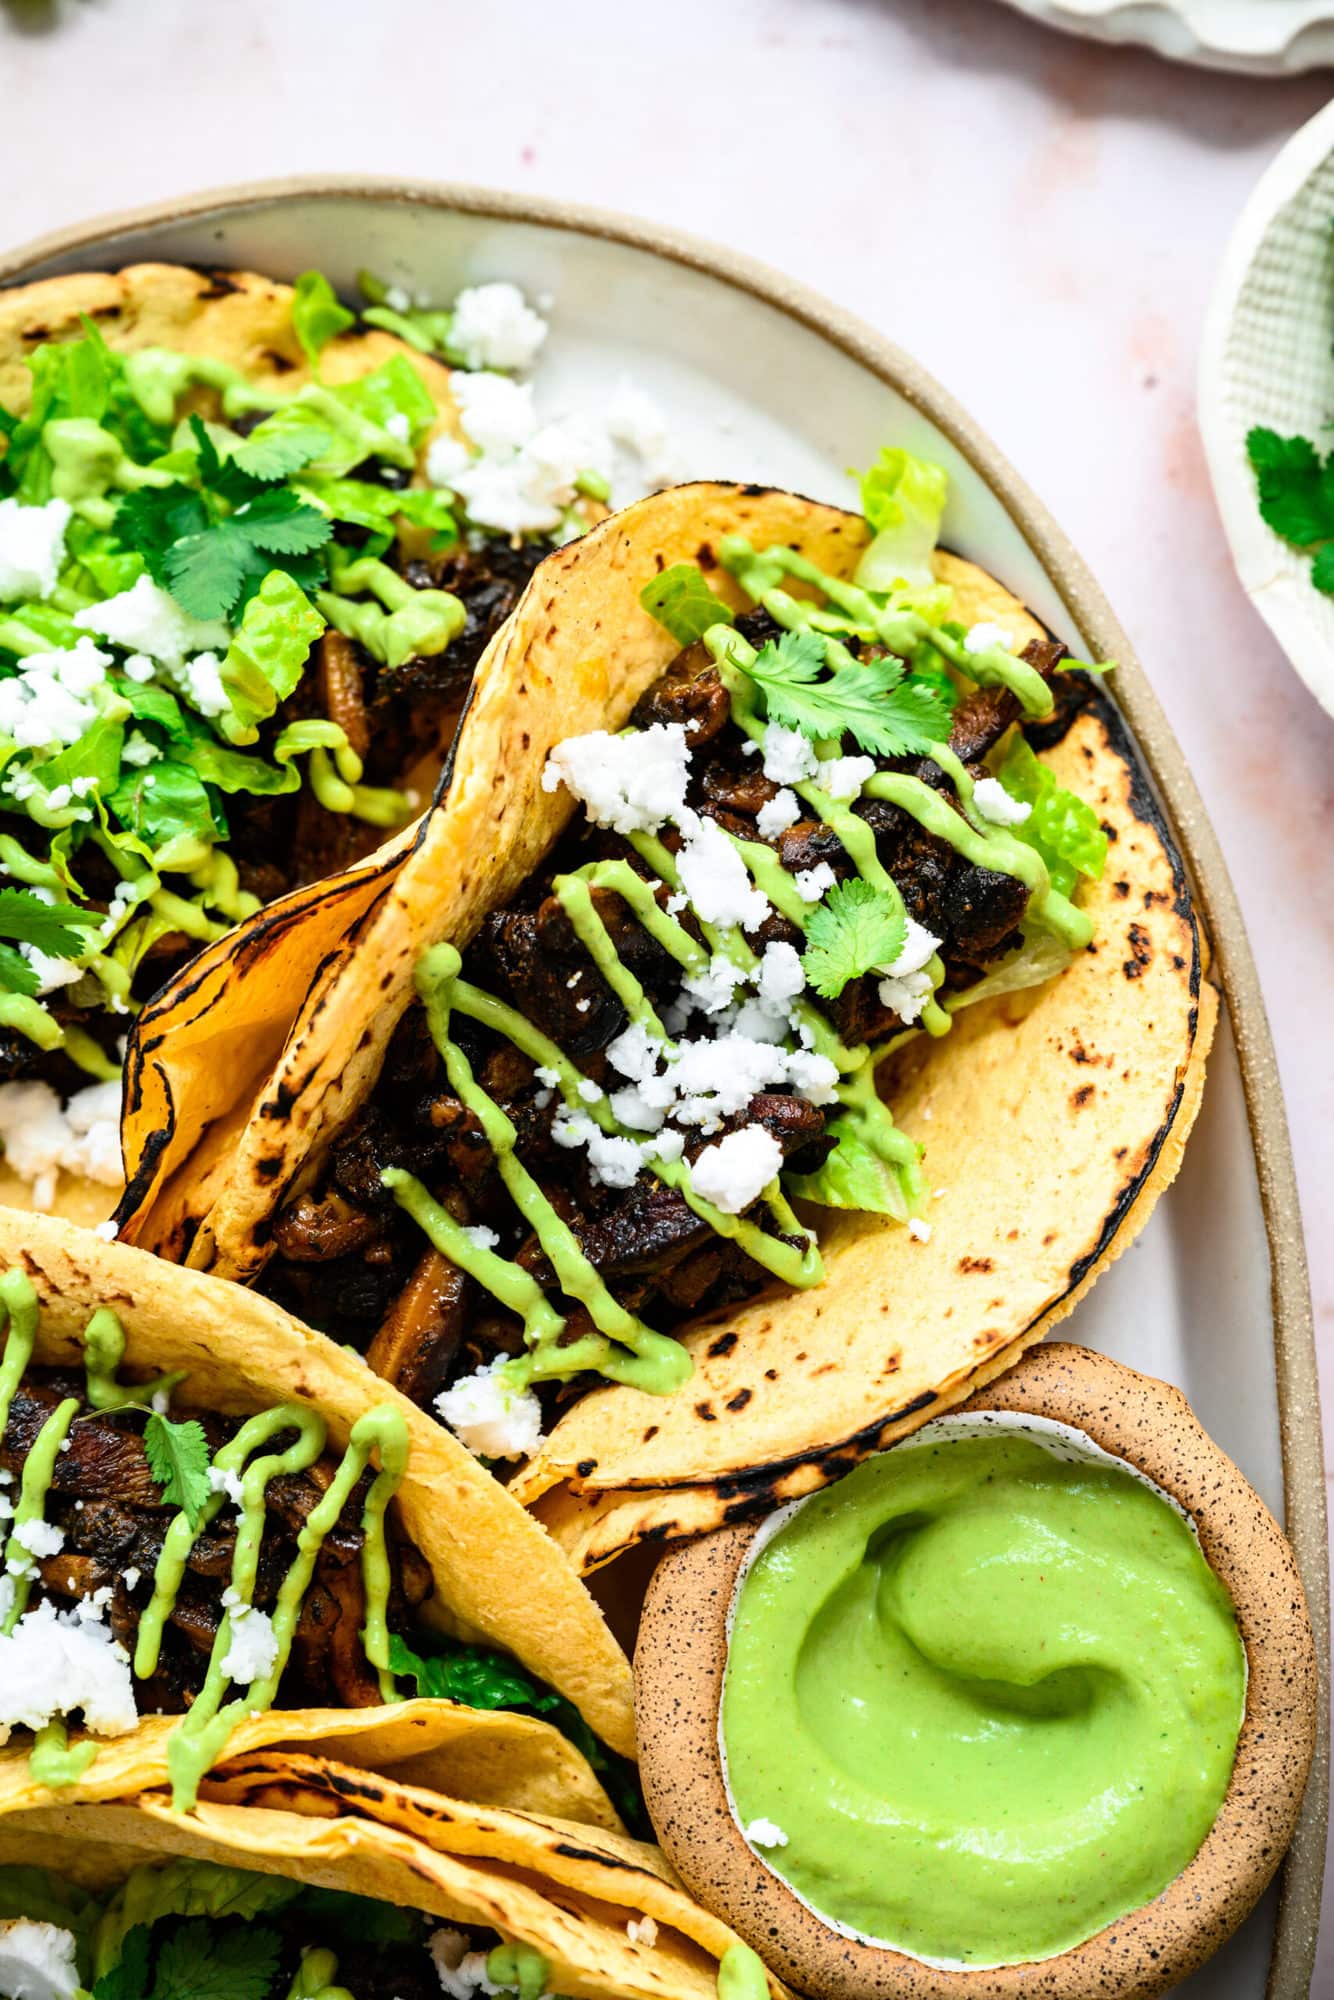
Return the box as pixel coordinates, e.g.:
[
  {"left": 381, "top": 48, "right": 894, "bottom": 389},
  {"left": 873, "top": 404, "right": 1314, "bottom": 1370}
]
[
  {"left": 1, "top": 1795, "right": 784, "bottom": 2000},
  {"left": 0, "top": 262, "right": 464, "bottom": 1224},
  {"left": 0, "top": 1209, "right": 636, "bottom": 1771},
  {"left": 115, "top": 484, "right": 1212, "bottom": 1572}
]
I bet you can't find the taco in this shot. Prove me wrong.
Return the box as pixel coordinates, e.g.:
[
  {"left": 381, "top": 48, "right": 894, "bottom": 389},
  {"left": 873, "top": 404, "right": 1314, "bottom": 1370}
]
[
  {"left": 0, "top": 1205, "right": 638, "bottom": 1817},
  {"left": 0, "top": 261, "right": 580, "bottom": 1222},
  {"left": 118, "top": 463, "right": 1214, "bottom": 1572},
  {"left": 0, "top": 1810, "right": 780, "bottom": 2000}
]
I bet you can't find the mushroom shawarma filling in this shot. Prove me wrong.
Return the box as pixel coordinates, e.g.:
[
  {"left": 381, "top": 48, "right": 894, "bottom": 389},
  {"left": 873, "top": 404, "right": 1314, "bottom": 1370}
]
[
  {"left": 0, "top": 266, "right": 577, "bottom": 1201},
  {"left": 263, "top": 463, "right": 1110, "bottom": 1463},
  {"left": 0, "top": 1269, "right": 630, "bottom": 1814}
]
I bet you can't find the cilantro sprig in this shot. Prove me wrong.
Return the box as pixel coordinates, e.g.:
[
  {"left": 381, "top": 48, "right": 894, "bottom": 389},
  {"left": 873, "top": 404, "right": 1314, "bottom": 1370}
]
[
  {"left": 142, "top": 1412, "right": 212, "bottom": 1529},
  {"left": 119, "top": 415, "right": 332, "bottom": 623},
  {"left": 745, "top": 629, "right": 951, "bottom": 758},
  {"left": 1247, "top": 426, "right": 1334, "bottom": 592},
  {"left": 0, "top": 889, "right": 101, "bottom": 997},
  {"left": 801, "top": 878, "right": 907, "bottom": 999}
]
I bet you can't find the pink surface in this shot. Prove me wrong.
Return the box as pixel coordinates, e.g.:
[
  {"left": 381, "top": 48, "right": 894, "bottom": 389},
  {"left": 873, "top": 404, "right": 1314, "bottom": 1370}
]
[{"left": 0, "top": 0, "right": 1328, "bottom": 1976}]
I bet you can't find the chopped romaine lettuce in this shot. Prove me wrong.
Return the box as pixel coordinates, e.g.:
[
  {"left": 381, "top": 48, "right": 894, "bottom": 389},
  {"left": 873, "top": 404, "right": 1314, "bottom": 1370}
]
[
  {"left": 854, "top": 446, "right": 948, "bottom": 593},
  {"left": 994, "top": 735, "right": 1108, "bottom": 896}
]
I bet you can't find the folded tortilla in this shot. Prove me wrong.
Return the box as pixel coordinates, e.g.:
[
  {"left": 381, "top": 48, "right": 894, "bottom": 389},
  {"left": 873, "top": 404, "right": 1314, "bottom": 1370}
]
[{"left": 116, "top": 485, "right": 1213, "bottom": 1571}]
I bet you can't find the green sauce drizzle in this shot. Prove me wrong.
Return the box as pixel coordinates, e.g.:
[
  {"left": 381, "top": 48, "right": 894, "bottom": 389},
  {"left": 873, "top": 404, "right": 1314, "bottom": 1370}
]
[
  {"left": 285, "top": 1946, "right": 355, "bottom": 2000},
  {"left": 486, "top": 1943, "right": 550, "bottom": 2000},
  {"left": 716, "top": 1943, "right": 770, "bottom": 2000}
]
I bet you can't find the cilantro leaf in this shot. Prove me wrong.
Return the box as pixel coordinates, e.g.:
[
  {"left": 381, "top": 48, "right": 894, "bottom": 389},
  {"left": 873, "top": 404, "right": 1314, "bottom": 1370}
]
[
  {"left": 801, "top": 878, "right": 907, "bottom": 999},
  {"left": 116, "top": 487, "right": 210, "bottom": 586},
  {"left": 639, "top": 564, "right": 736, "bottom": 647},
  {"left": 231, "top": 424, "right": 331, "bottom": 482},
  {"left": 1311, "top": 542, "right": 1334, "bottom": 594},
  {"left": 92, "top": 1924, "right": 150, "bottom": 2000},
  {"left": 231, "top": 489, "right": 332, "bottom": 556},
  {"left": 1246, "top": 428, "right": 1332, "bottom": 546},
  {"left": 142, "top": 1413, "right": 211, "bottom": 1528},
  {"left": 745, "top": 630, "right": 950, "bottom": 757},
  {"left": 151, "top": 1920, "right": 281, "bottom": 2000},
  {"left": 0, "top": 888, "right": 100, "bottom": 956},
  {"left": 292, "top": 270, "right": 356, "bottom": 372},
  {"left": 0, "top": 946, "right": 38, "bottom": 998}
]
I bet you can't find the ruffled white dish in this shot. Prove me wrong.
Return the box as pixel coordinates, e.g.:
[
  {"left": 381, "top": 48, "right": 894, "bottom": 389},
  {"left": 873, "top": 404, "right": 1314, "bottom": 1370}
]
[
  {"left": 1001, "top": 0, "right": 1334, "bottom": 72},
  {"left": 1202, "top": 98, "right": 1334, "bottom": 719}
]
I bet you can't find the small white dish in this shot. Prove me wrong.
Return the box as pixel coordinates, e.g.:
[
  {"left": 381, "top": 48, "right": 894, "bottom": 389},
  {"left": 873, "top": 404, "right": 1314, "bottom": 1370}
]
[
  {"left": 1000, "top": 0, "right": 1334, "bottom": 72},
  {"left": 1201, "top": 97, "right": 1334, "bottom": 720}
]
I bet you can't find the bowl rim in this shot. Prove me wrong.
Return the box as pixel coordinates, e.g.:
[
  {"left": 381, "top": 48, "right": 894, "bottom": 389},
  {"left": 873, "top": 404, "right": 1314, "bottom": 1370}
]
[
  {"left": 634, "top": 1341, "right": 1320, "bottom": 2000},
  {"left": 1200, "top": 94, "right": 1334, "bottom": 723},
  {"left": 0, "top": 175, "right": 1324, "bottom": 1995}
]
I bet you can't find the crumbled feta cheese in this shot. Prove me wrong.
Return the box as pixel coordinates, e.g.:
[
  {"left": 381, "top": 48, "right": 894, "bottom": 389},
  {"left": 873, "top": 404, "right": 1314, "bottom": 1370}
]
[
  {"left": 681, "top": 956, "right": 745, "bottom": 1017},
  {"left": 761, "top": 723, "right": 817, "bottom": 786},
  {"left": 690, "top": 1125, "right": 784, "bottom": 1214},
  {"left": 93, "top": 1219, "right": 118, "bottom": 1241},
  {"left": 794, "top": 862, "right": 836, "bottom": 903},
  {"left": 122, "top": 1566, "right": 140, "bottom": 1591},
  {"left": 608, "top": 1086, "right": 665, "bottom": 1133},
  {"left": 0, "top": 1596, "right": 136, "bottom": 1743},
  {"left": 963, "top": 621, "right": 1013, "bottom": 655},
  {"left": 882, "top": 917, "right": 940, "bottom": 979},
  {"left": 208, "top": 1464, "right": 246, "bottom": 1508},
  {"left": 452, "top": 372, "right": 539, "bottom": 455},
  {"left": 576, "top": 1076, "right": 602, "bottom": 1104},
  {"left": 450, "top": 282, "right": 548, "bottom": 373},
  {"left": 0, "top": 1917, "right": 81, "bottom": 2000},
  {"left": 435, "top": 1358, "right": 545, "bottom": 1461},
  {"left": 0, "top": 1078, "right": 122, "bottom": 1206},
  {"left": 756, "top": 940, "right": 805, "bottom": 1009},
  {"left": 972, "top": 776, "right": 1031, "bottom": 827},
  {"left": 179, "top": 650, "right": 230, "bottom": 718},
  {"left": 384, "top": 411, "right": 412, "bottom": 443},
  {"left": 74, "top": 575, "right": 229, "bottom": 669},
  {"left": 0, "top": 641, "right": 109, "bottom": 751},
  {"left": 816, "top": 755, "right": 875, "bottom": 801},
  {"left": 18, "top": 947, "right": 81, "bottom": 998},
  {"left": 425, "top": 433, "right": 474, "bottom": 487},
  {"left": 542, "top": 722, "right": 691, "bottom": 836},
  {"left": 676, "top": 818, "right": 769, "bottom": 932},
  {"left": 219, "top": 1600, "right": 279, "bottom": 1686},
  {"left": 907, "top": 1217, "right": 932, "bottom": 1242},
  {"left": 463, "top": 1223, "right": 500, "bottom": 1251},
  {"left": 744, "top": 1817, "right": 789, "bottom": 1849},
  {"left": 12, "top": 1519, "right": 62, "bottom": 1561},
  {"left": 552, "top": 1108, "right": 648, "bottom": 1189},
  {"left": 430, "top": 1930, "right": 502, "bottom": 2000},
  {"left": 449, "top": 411, "right": 614, "bottom": 537},
  {"left": 384, "top": 283, "right": 412, "bottom": 314},
  {"left": 876, "top": 969, "right": 934, "bottom": 1025},
  {"left": 0, "top": 499, "right": 71, "bottom": 603},
  {"left": 120, "top": 730, "right": 161, "bottom": 768},
  {"left": 626, "top": 1916, "right": 659, "bottom": 1948},
  {"left": 785, "top": 1048, "right": 840, "bottom": 1105},
  {"left": 150, "top": 1388, "right": 170, "bottom": 1415},
  {"left": 122, "top": 653, "right": 156, "bottom": 684},
  {"left": 755, "top": 787, "right": 800, "bottom": 839}
]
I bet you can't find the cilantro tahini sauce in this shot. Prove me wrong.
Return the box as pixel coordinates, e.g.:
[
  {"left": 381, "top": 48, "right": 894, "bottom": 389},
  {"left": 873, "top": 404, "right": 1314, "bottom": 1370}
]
[
  {"left": 386, "top": 540, "right": 1092, "bottom": 1400},
  {"left": 721, "top": 1424, "right": 1247, "bottom": 1968},
  {"left": 0, "top": 1269, "right": 408, "bottom": 1806}
]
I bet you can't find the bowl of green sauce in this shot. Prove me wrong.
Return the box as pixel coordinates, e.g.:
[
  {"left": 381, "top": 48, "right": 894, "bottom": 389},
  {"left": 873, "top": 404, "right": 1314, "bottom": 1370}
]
[{"left": 635, "top": 1343, "right": 1318, "bottom": 2000}]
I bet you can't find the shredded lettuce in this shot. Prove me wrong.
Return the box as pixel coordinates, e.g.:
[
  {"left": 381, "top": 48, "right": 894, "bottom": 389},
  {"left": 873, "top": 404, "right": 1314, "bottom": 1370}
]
[
  {"left": 290, "top": 269, "right": 355, "bottom": 372},
  {"left": 218, "top": 569, "right": 326, "bottom": 740},
  {"left": 639, "top": 563, "right": 736, "bottom": 647},
  {"left": 995, "top": 735, "right": 1108, "bottom": 896},
  {"left": 854, "top": 446, "right": 949, "bottom": 593},
  {"left": 358, "top": 269, "right": 457, "bottom": 359},
  {"left": 786, "top": 1117, "right": 912, "bottom": 1220}
]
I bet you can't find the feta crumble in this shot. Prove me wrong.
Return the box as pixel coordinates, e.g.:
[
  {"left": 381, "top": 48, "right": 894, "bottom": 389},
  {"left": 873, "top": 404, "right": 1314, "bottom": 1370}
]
[
  {"left": 0, "top": 640, "right": 109, "bottom": 751},
  {"left": 881, "top": 917, "right": 940, "bottom": 981},
  {"left": 816, "top": 754, "right": 875, "bottom": 802},
  {"left": 463, "top": 1223, "right": 500, "bottom": 1251},
  {"left": 755, "top": 787, "right": 800, "bottom": 839},
  {"left": 12, "top": 1519, "right": 62, "bottom": 1561},
  {"left": 424, "top": 433, "right": 474, "bottom": 487},
  {"left": 794, "top": 862, "right": 836, "bottom": 903},
  {"left": 907, "top": 1217, "right": 932, "bottom": 1242},
  {"left": 963, "top": 621, "right": 1013, "bottom": 655},
  {"left": 74, "top": 575, "right": 229, "bottom": 669},
  {"left": 0, "top": 1918, "right": 81, "bottom": 2000},
  {"left": 435, "top": 1358, "right": 545, "bottom": 1461},
  {"left": 430, "top": 1930, "right": 503, "bottom": 2000},
  {"left": 0, "top": 1596, "right": 136, "bottom": 1744},
  {"left": 0, "top": 1079, "right": 123, "bottom": 1209},
  {"left": 626, "top": 1916, "right": 659, "bottom": 1948},
  {"left": 451, "top": 372, "right": 539, "bottom": 456},
  {"left": 743, "top": 1817, "right": 789, "bottom": 1849},
  {"left": 449, "top": 282, "right": 549, "bottom": 373},
  {"left": 972, "top": 776, "right": 1031, "bottom": 827},
  {"left": 0, "top": 498, "right": 71, "bottom": 604},
  {"left": 761, "top": 723, "right": 818, "bottom": 786},
  {"left": 676, "top": 817, "right": 770, "bottom": 932},
  {"left": 208, "top": 1463, "right": 246, "bottom": 1508},
  {"left": 542, "top": 722, "right": 691, "bottom": 836},
  {"left": 690, "top": 1125, "right": 785, "bottom": 1214},
  {"left": 219, "top": 1599, "right": 279, "bottom": 1686}
]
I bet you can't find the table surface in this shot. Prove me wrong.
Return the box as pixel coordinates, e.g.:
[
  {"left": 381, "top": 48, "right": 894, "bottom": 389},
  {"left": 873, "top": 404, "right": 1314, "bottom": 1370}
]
[{"left": 1, "top": 0, "right": 1330, "bottom": 1974}]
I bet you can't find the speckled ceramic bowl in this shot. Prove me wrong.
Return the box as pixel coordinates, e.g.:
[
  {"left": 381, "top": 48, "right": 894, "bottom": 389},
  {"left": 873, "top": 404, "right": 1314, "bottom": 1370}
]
[{"left": 635, "top": 1341, "right": 1318, "bottom": 2000}]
